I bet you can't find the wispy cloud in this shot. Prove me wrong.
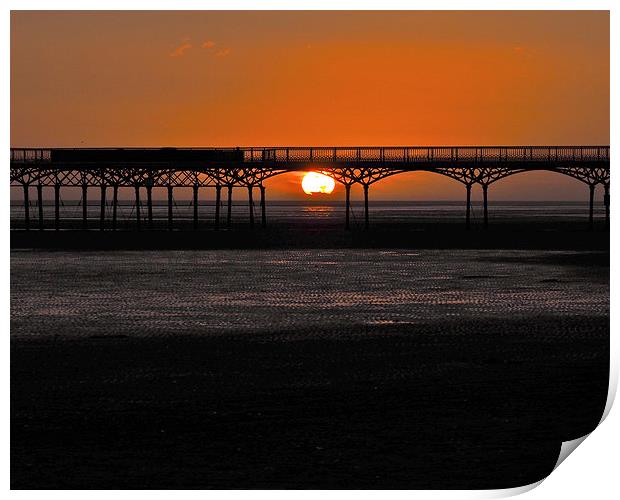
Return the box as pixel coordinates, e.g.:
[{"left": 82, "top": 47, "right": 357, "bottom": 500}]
[
  {"left": 170, "top": 40, "right": 192, "bottom": 58},
  {"left": 215, "top": 48, "right": 231, "bottom": 57},
  {"left": 169, "top": 38, "right": 229, "bottom": 58}
]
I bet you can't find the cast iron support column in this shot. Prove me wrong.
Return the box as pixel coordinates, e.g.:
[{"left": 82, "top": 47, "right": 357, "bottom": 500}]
[
  {"left": 82, "top": 184, "right": 88, "bottom": 230},
  {"left": 112, "top": 185, "right": 118, "bottom": 231},
  {"left": 167, "top": 186, "right": 173, "bottom": 231},
  {"left": 135, "top": 185, "right": 141, "bottom": 230},
  {"left": 215, "top": 185, "right": 221, "bottom": 230},
  {"left": 589, "top": 184, "right": 595, "bottom": 230},
  {"left": 345, "top": 184, "right": 351, "bottom": 230},
  {"left": 23, "top": 184, "right": 30, "bottom": 230},
  {"left": 54, "top": 184, "right": 60, "bottom": 231},
  {"left": 100, "top": 185, "right": 106, "bottom": 231},
  {"left": 248, "top": 186, "right": 255, "bottom": 228},
  {"left": 363, "top": 184, "right": 369, "bottom": 230},
  {"left": 193, "top": 185, "right": 199, "bottom": 230},
  {"left": 482, "top": 184, "right": 489, "bottom": 229},
  {"left": 604, "top": 184, "right": 610, "bottom": 228},
  {"left": 260, "top": 185, "right": 266, "bottom": 228},
  {"left": 37, "top": 184, "right": 44, "bottom": 230},
  {"left": 465, "top": 183, "right": 472, "bottom": 230},
  {"left": 146, "top": 185, "right": 153, "bottom": 229},
  {"left": 227, "top": 185, "right": 233, "bottom": 228}
]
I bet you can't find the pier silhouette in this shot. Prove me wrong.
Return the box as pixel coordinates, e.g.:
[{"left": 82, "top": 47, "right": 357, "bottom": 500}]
[{"left": 11, "top": 146, "right": 610, "bottom": 231}]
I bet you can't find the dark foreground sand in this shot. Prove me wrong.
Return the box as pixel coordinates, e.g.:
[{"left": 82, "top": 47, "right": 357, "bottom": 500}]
[
  {"left": 11, "top": 222, "right": 610, "bottom": 251},
  {"left": 10, "top": 244, "right": 609, "bottom": 489},
  {"left": 12, "top": 320, "right": 608, "bottom": 489}
]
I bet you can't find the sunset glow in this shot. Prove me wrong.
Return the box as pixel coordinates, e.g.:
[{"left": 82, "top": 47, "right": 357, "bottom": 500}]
[
  {"left": 301, "top": 172, "right": 336, "bottom": 195},
  {"left": 9, "top": 11, "right": 610, "bottom": 200}
]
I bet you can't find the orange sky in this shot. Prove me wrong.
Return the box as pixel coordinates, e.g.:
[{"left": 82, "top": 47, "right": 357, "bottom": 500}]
[{"left": 10, "top": 11, "right": 610, "bottom": 200}]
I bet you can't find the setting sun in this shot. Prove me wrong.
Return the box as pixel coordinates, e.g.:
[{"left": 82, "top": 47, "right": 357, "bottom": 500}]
[{"left": 301, "top": 172, "right": 336, "bottom": 195}]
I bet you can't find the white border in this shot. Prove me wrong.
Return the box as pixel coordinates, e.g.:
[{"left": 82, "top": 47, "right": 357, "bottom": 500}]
[{"left": 3, "top": 2, "right": 617, "bottom": 499}]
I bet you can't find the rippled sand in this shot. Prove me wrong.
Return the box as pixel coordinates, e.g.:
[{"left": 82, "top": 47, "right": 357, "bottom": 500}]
[{"left": 10, "top": 249, "right": 609, "bottom": 339}]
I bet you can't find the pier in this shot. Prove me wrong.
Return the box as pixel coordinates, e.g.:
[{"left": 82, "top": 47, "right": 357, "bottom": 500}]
[{"left": 10, "top": 146, "right": 610, "bottom": 231}]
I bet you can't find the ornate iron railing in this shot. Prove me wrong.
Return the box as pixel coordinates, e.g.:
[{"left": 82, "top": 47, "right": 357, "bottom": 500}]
[{"left": 10, "top": 146, "right": 610, "bottom": 165}]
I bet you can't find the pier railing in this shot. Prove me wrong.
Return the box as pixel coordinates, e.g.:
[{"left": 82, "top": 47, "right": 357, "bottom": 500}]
[
  {"left": 10, "top": 146, "right": 610, "bottom": 165},
  {"left": 243, "top": 146, "right": 610, "bottom": 163}
]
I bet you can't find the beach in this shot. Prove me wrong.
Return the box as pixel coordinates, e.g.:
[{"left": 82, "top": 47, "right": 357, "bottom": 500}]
[{"left": 10, "top": 246, "right": 609, "bottom": 489}]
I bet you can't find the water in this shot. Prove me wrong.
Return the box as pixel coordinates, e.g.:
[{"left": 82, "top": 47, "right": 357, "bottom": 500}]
[
  {"left": 10, "top": 200, "right": 604, "bottom": 229},
  {"left": 10, "top": 249, "right": 608, "bottom": 339}
]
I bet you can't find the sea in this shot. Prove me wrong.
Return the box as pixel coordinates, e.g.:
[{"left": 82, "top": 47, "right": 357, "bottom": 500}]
[{"left": 9, "top": 200, "right": 606, "bottom": 229}]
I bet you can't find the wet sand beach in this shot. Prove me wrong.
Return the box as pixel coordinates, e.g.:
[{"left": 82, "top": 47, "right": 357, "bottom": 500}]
[{"left": 10, "top": 246, "right": 609, "bottom": 489}]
